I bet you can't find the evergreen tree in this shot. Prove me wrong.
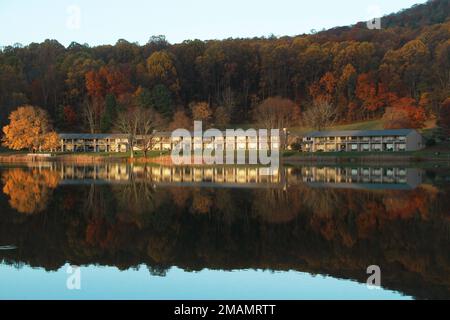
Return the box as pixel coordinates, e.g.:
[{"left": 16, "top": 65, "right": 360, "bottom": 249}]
[
  {"left": 100, "top": 94, "right": 118, "bottom": 132},
  {"left": 150, "top": 84, "right": 173, "bottom": 118}
]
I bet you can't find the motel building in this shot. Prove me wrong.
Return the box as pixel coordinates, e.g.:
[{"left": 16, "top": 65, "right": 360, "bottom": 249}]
[
  {"left": 300, "top": 129, "right": 425, "bottom": 152},
  {"left": 59, "top": 132, "right": 283, "bottom": 153}
]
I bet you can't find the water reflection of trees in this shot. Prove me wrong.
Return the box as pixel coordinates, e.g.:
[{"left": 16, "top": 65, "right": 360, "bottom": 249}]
[
  {"left": 1, "top": 168, "right": 59, "bottom": 214},
  {"left": 1, "top": 166, "right": 450, "bottom": 299}
]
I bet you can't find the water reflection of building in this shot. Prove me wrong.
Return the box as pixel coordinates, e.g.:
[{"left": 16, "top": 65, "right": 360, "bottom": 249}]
[
  {"left": 57, "top": 163, "right": 283, "bottom": 189},
  {"left": 287, "top": 166, "right": 422, "bottom": 190},
  {"left": 21, "top": 163, "right": 423, "bottom": 190}
]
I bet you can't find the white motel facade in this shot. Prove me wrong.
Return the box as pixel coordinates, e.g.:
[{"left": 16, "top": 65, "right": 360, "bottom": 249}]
[
  {"left": 300, "top": 129, "right": 424, "bottom": 152},
  {"left": 58, "top": 129, "right": 425, "bottom": 153}
]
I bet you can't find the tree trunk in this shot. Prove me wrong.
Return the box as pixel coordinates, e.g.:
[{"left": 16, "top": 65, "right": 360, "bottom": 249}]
[{"left": 130, "top": 141, "right": 134, "bottom": 159}]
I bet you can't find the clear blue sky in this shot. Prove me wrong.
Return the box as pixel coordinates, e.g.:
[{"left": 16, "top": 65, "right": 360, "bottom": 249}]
[{"left": 0, "top": 0, "right": 427, "bottom": 47}]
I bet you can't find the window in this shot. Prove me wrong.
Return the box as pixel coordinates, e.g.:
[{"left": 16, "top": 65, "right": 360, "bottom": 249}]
[
  {"left": 373, "top": 168, "right": 382, "bottom": 176},
  {"left": 372, "top": 144, "right": 382, "bottom": 151}
]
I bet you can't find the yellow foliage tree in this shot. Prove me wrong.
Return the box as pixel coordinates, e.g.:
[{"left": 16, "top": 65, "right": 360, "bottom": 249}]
[
  {"left": 42, "top": 132, "right": 61, "bottom": 152},
  {"left": 146, "top": 51, "right": 180, "bottom": 94},
  {"left": 2, "top": 168, "right": 60, "bottom": 214},
  {"left": 190, "top": 102, "right": 212, "bottom": 124},
  {"left": 2, "top": 105, "right": 58, "bottom": 152}
]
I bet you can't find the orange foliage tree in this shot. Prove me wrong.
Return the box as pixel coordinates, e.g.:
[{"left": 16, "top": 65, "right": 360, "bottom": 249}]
[
  {"left": 2, "top": 105, "right": 59, "bottom": 152},
  {"left": 383, "top": 97, "right": 427, "bottom": 129},
  {"left": 356, "top": 73, "right": 398, "bottom": 118},
  {"left": 309, "top": 72, "right": 337, "bottom": 104}
]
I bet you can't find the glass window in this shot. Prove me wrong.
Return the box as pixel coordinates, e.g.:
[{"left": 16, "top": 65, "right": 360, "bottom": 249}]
[{"left": 372, "top": 144, "right": 382, "bottom": 151}]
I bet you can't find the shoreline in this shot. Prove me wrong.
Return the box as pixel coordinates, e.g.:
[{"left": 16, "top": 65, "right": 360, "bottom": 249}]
[
  {"left": 0, "top": 154, "right": 173, "bottom": 165},
  {"left": 1, "top": 152, "right": 450, "bottom": 166}
]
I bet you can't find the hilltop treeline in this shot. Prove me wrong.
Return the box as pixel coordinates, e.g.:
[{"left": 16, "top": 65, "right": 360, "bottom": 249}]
[{"left": 0, "top": 0, "right": 449, "bottom": 131}]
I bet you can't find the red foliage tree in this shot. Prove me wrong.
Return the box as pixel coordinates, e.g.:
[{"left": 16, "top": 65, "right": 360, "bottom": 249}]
[
  {"left": 356, "top": 73, "right": 397, "bottom": 117},
  {"left": 383, "top": 97, "right": 426, "bottom": 129}
]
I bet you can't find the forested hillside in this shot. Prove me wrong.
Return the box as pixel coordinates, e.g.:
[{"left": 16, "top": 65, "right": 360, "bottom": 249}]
[{"left": 0, "top": 0, "right": 449, "bottom": 133}]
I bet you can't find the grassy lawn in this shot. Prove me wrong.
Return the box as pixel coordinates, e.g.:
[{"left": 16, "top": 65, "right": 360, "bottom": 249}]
[
  {"left": 289, "top": 118, "right": 439, "bottom": 136},
  {"left": 0, "top": 149, "right": 171, "bottom": 159},
  {"left": 289, "top": 119, "right": 386, "bottom": 135},
  {"left": 225, "top": 119, "right": 386, "bottom": 134},
  {"left": 0, "top": 148, "right": 28, "bottom": 156}
]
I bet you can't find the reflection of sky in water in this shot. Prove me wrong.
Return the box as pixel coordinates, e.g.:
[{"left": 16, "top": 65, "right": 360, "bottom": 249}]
[{"left": 0, "top": 264, "right": 410, "bottom": 300}]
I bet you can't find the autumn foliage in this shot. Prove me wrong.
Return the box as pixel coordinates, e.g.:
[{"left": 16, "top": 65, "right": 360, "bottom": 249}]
[
  {"left": 382, "top": 97, "right": 427, "bottom": 129},
  {"left": 2, "top": 168, "right": 59, "bottom": 214},
  {"left": 0, "top": 1, "right": 448, "bottom": 135},
  {"left": 2, "top": 105, "right": 60, "bottom": 151}
]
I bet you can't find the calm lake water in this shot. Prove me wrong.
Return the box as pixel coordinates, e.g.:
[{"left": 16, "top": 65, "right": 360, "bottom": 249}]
[{"left": 0, "top": 162, "right": 449, "bottom": 300}]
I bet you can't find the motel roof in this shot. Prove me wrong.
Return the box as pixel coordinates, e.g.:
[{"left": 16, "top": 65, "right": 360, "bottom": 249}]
[
  {"left": 59, "top": 132, "right": 175, "bottom": 139},
  {"left": 59, "top": 131, "right": 276, "bottom": 139},
  {"left": 59, "top": 133, "right": 130, "bottom": 139},
  {"left": 304, "top": 129, "right": 417, "bottom": 138}
]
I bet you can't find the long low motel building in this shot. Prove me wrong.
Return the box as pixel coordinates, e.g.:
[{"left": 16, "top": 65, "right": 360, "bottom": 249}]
[
  {"left": 59, "top": 132, "right": 282, "bottom": 153},
  {"left": 301, "top": 129, "right": 425, "bottom": 152}
]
